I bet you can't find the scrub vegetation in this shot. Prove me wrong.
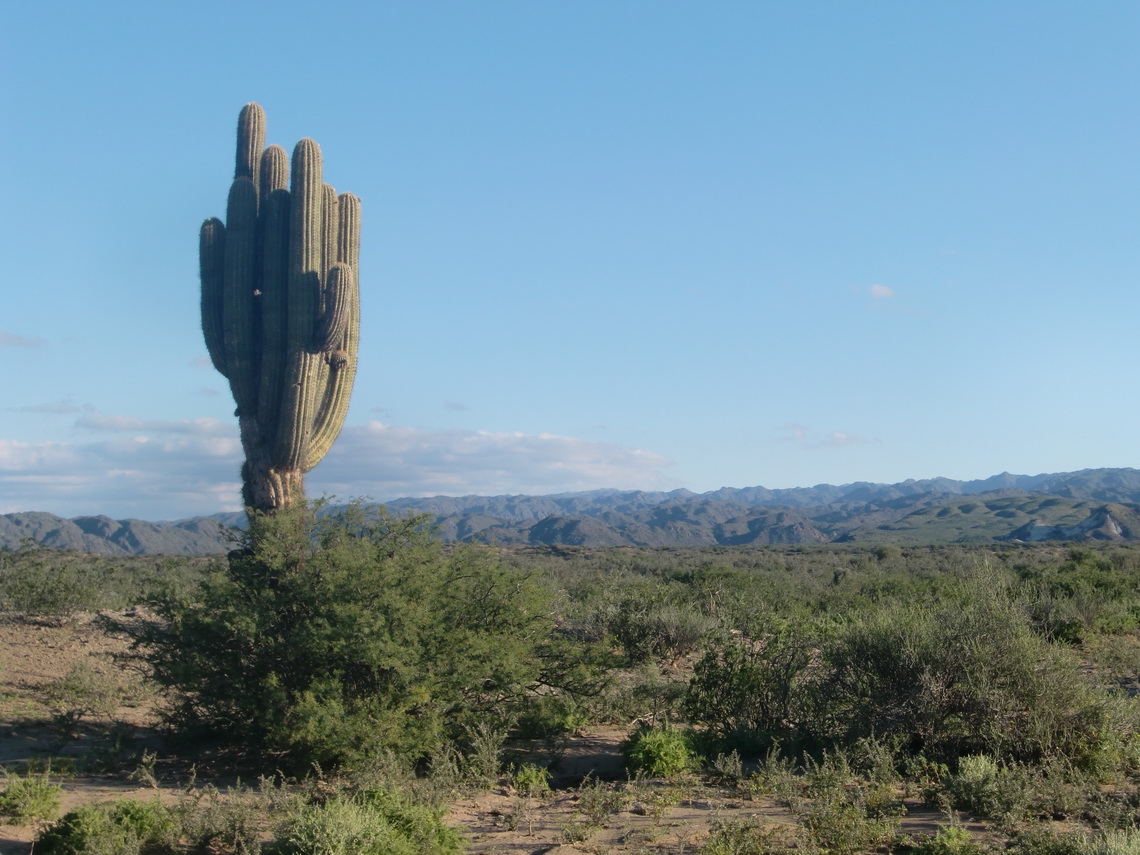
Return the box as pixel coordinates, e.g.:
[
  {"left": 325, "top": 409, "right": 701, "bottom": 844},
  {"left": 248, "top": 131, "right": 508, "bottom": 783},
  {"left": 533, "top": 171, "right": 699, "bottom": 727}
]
[{"left": 3, "top": 516, "right": 1140, "bottom": 852}]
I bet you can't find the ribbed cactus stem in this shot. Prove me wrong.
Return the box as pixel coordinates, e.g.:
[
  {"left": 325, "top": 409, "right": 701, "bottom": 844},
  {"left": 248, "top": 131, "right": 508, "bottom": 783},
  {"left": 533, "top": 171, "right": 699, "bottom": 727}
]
[
  {"left": 221, "top": 176, "right": 260, "bottom": 418},
  {"left": 200, "top": 105, "right": 361, "bottom": 512},
  {"left": 199, "top": 218, "right": 227, "bottom": 377},
  {"left": 235, "top": 103, "right": 265, "bottom": 186}
]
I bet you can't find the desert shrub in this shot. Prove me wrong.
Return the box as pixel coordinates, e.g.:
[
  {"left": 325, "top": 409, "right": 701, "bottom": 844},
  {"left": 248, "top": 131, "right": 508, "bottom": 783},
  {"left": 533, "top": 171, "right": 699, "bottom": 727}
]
[
  {"left": 822, "top": 571, "right": 1131, "bottom": 767},
  {"left": 455, "top": 721, "right": 507, "bottom": 788},
  {"left": 0, "top": 545, "right": 206, "bottom": 619},
  {"left": 573, "top": 775, "right": 629, "bottom": 824},
  {"left": 131, "top": 502, "right": 572, "bottom": 767},
  {"left": 622, "top": 724, "right": 697, "bottom": 777},
  {"left": 0, "top": 767, "right": 62, "bottom": 822},
  {"left": 273, "top": 797, "right": 434, "bottom": 855},
  {"left": 609, "top": 596, "right": 716, "bottom": 664},
  {"left": 684, "top": 613, "right": 816, "bottom": 753},
  {"left": 43, "top": 661, "right": 123, "bottom": 739},
  {"left": 910, "top": 825, "right": 986, "bottom": 855},
  {"left": 509, "top": 763, "right": 551, "bottom": 799},
  {"left": 0, "top": 543, "right": 103, "bottom": 618},
  {"left": 36, "top": 799, "right": 178, "bottom": 855},
  {"left": 947, "top": 754, "right": 1031, "bottom": 821},
  {"left": 1082, "top": 830, "right": 1140, "bottom": 855},
  {"left": 1018, "top": 548, "right": 1140, "bottom": 642},
  {"left": 1009, "top": 826, "right": 1089, "bottom": 855},
  {"left": 514, "top": 694, "right": 589, "bottom": 738},
  {"left": 792, "top": 785, "right": 900, "bottom": 855},
  {"left": 701, "top": 814, "right": 789, "bottom": 854}
]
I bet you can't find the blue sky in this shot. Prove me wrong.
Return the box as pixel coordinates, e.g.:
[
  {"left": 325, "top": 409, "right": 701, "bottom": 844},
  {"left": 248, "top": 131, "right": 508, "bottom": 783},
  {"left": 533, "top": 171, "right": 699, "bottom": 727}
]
[{"left": 1, "top": 1, "right": 1136, "bottom": 520}]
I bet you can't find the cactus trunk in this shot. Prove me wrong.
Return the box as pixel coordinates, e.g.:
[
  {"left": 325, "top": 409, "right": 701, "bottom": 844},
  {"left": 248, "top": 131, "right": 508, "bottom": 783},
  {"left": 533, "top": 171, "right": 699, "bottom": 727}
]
[{"left": 200, "top": 103, "right": 360, "bottom": 512}]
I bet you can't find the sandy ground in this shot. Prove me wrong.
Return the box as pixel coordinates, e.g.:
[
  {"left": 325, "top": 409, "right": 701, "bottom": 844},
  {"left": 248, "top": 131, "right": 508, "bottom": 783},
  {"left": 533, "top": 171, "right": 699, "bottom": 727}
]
[{"left": 0, "top": 612, "right": 982, "bottom": 854}]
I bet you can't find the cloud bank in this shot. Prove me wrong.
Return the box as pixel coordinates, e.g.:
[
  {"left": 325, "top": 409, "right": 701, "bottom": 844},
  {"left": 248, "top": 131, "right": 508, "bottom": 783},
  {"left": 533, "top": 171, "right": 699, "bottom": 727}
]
[
  {"left": 0, "top": 330, "right": 45, "bottom": 348},
  {"left": 0, "top": 417, "right": 674, "bottom": 520}
]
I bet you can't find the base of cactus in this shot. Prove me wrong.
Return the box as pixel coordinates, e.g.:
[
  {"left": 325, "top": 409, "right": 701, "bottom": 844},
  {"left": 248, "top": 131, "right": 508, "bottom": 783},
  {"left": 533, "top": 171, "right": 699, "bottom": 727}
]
[{"left": 241, "top": 458, "right": 305, "bottom": 513}]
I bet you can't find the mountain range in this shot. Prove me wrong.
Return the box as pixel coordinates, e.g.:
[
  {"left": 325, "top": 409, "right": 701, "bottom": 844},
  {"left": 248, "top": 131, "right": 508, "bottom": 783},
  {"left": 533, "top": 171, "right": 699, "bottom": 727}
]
[{"left": 5, "top": 468, "right": 1140, "bottom": 555}]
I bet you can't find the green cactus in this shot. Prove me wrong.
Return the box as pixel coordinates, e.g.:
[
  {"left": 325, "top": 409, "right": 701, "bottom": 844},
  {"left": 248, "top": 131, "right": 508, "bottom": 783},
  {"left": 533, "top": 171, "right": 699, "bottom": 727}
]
[{"left": 200, "top": 103, "right": 360, "bottom": 512}]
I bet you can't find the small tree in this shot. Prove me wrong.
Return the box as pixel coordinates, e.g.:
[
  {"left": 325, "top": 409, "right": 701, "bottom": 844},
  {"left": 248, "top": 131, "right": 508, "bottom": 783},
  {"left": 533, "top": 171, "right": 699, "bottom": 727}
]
[{"left": 131, "top": 502, "right": 558, "bottom": 767}]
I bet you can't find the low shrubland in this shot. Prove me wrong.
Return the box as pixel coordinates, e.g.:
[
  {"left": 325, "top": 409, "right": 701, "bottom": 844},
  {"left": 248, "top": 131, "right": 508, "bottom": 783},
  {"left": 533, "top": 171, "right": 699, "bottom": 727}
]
[{"left": 5, "top": 525, "right": 1140, "bottom": 851}]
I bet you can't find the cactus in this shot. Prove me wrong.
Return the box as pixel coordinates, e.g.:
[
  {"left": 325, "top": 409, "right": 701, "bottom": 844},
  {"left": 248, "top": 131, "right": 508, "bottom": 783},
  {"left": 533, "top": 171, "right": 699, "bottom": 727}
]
[{"left": 200, "top": 103, "right": 361, "bottom": 512}]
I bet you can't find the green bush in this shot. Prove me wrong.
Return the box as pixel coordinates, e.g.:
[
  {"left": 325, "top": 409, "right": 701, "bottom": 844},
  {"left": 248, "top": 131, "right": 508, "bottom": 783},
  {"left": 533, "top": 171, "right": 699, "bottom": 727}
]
[
  {"left": 131, "top": 502, "right": 568, "bottom": 767},
  {"left": 684, "top": 614, "right": 815, "bottom": 752},
  {"left": 621, "top": 725, "right": 696, "bottom": 777},
  {"left": 0, "top": 767, "right": 62, "bottom": 823},
  {"left": 36, "top": 799, "right": 178, "bottom": 854},
  {"left": 822, "top": 572, "right": 1131, "bottom": 768},
  {"left": 273, "top": 789, "right": 462, "bottom": 855},
  {"left": 0, "top": 544, "right": 206, "bottom": 619},
  {"left": 910, "top": 825, "right": 986, "bottom": 855},
  {"left": 610, "top": 596, "right": 716, "bottom": 664},
  {"left": 509, "top": 763, "right": 551, "bottom": 799},
  {"left": 946, "top": 754, "right": 1029, "bottom": 821}
]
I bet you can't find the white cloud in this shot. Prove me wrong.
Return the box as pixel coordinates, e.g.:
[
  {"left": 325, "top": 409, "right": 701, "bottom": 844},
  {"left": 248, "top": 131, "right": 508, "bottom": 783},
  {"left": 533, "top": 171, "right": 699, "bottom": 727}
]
[
  {"left": 817, "top": 432, "right": 868, "bottom": 448},
  {"left": 776, "top": 424, "right": 873, "bottom": 449},
  {"left": 0, "top": 419, "right": 675, "bottom": 519},
  {"left": 75, "top": 414, "right": 232, "bottom": 435},
  {"left": 311, "top": 422, "right": 675, "bottom": 500},
  {"left": 0, "top": 330, "right": 45, "bottom": 348},
  {"left": 21, "top": 400, "right": 84, "bottom": 414},
  {"left": 777, "top": 423, "right": 809, "bottom": 441},
  {"left": 869, "top": 284, "right": 894, "bottom": 299},
  {"left": 0, "top": 434, "right": 243, "bottom": 519}
]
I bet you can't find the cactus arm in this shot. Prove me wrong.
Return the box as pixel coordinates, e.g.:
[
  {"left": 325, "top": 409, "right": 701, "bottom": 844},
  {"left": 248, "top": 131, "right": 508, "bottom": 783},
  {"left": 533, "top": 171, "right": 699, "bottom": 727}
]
[
  {"left": 320, "top": 184, "right": 339, "bottom": 292},
  {"left": 337, "top": 192, "right": 361, "bottom": 269},
  {"left": 315, "top": 262, "right": 352, "bottom": 352},
  {"left": 235, "top": 103, "right": 266, "bottom": 188},
  {"left": 221, "top": 177, "right": 261, "bottom": 417},
  {"left": 305, "top": 265, "right": 358, "bottom": 470},
  {"left": 199, "top": 217, "right": 228, "bottom": 377},
  {"left": 259, "top": 143, "right": 288, "bottom": 199},
  {"left": 276, "top": 138, "right": 327, "bottom": 470}
]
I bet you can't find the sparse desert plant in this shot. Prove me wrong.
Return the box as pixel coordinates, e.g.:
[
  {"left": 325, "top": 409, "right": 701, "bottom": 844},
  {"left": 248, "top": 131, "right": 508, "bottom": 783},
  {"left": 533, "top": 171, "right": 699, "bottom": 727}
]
[
  {"left": 701, "top": 814, "right": 791, "bottom": 855},
  {"left": 273, "top": 798, "right": 409, "bottom": 855},
  {"left": 178, "top": 782, "right": 269, "bottom": 855},
  {"left": 910, "top": 824, "right": 987, "bottom": 855},
  {"left": 1008, "top": 825, "right": 1088, "bottom": 855},
  {"left": 947, "top": 754, "right": 1031, "bottom": 822},
  {"left": 1084, "top": 829, "right": 1140, "bottom": 855},
  {"left": 510, "top": 763, "right": 552, "bottom": 799},
  {"left": 273, "top": 787, "right": 462, "bottom": 855},
  {"left": 792, "top": 786, "right": 901, "bottom": 855},
  {"left": 622, "top": 724, "right": 697, "bottom": 778},
  {"left": 0, "top": 767, "right": 62, "bottom": 823},
  {"left": 36, "top": 799, "right": 179, "bottom": 855},
  {"left": 459, "top": 721, "right": 507, "bottom": 787},
  {"left": 43, "top": 660, "right": 123, "bottom": 739},
  {"left": 574, "top": 774, "right": 630, "bottom": 825},
  {"left": 710, "top": 749, "right": 744, "bottom": 785}
]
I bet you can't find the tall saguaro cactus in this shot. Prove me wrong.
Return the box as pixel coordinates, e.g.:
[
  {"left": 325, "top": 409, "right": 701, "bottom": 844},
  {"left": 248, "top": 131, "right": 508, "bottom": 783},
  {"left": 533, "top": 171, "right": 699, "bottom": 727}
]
[{"left": 200, "top": 103, "right": 361, "bottom": 512}]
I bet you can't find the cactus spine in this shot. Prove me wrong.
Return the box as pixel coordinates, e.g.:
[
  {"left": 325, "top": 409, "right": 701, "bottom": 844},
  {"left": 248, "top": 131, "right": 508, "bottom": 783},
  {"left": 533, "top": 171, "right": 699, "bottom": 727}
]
[{"left": 200, "top": 103, "right": 360, "bottom": 512}]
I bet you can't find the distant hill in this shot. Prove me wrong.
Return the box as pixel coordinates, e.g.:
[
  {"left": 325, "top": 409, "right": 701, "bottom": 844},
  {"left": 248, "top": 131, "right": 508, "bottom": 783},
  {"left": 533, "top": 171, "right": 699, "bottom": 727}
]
[
  {"left": 6, "top": 467, "right": 1140, "bottom": 554},
  {"left": 0, "top": 512, "right": 235, "bottom": 556}
]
